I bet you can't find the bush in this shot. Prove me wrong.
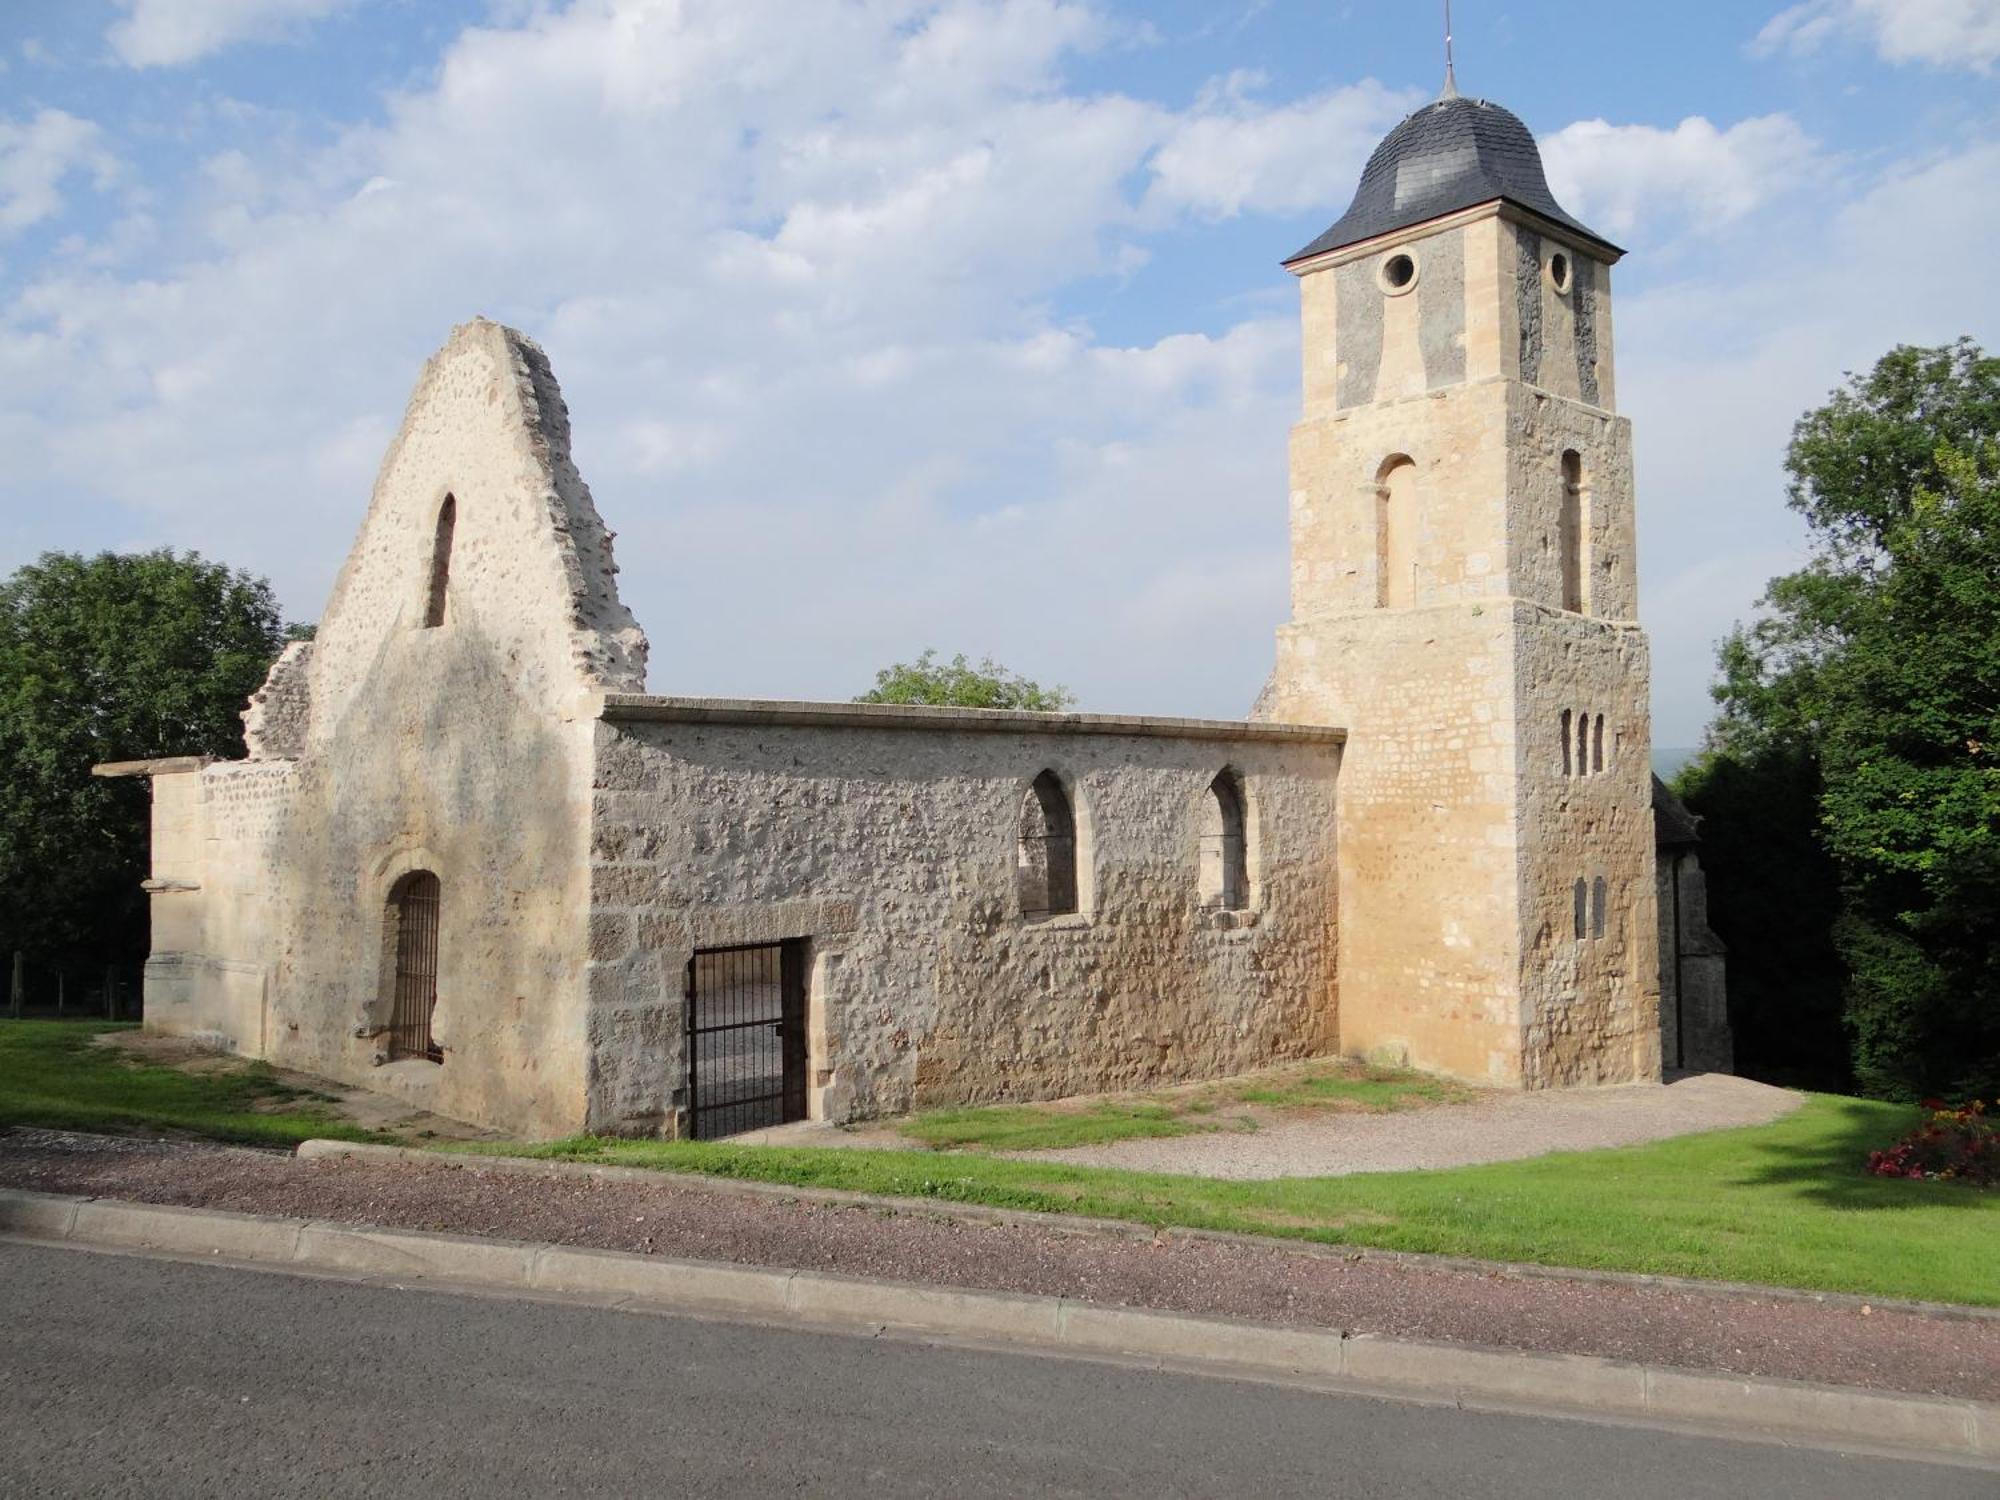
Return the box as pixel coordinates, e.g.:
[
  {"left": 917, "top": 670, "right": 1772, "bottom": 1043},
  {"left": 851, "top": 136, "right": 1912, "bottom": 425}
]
[{"left": 1866, "top": 1099, "right": 1997, "bottom": 1186}]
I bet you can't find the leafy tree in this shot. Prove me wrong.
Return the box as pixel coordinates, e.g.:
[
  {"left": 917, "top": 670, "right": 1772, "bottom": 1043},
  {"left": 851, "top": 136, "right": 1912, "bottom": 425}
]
[
  {"left": 0, "top": 551, "right": 290, "bottom": 969},
  {"left": 856, "top": 650, "right": 1075, "bottom": 711},
  {"left": 1686, "top": 339, "right": 2000, "bottom": 1100}
]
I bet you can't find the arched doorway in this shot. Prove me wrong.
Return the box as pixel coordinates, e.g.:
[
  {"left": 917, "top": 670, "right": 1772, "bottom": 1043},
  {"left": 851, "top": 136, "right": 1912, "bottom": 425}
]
[{"left": 386, "top": 871, "right": 442, "bottom": 1062}]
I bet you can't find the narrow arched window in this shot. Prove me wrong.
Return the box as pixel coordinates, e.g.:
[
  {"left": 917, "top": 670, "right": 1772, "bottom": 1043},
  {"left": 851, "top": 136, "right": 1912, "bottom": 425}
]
[
  {"left": 1559, "top": 451, "right": 1585, "bottom": 614},
  {"left": 386, "top": 870, "right": 442, "bottom": 1062},
  {"left": 1591, "top": 876, "right": 1608, "bottom": 940},
  {"left": 1376, "top": 456, "right": 1417, "bottom": 608},
  {"left": 1198, "top": 771, "right": 1249, "bottom": 911},
  {"left": 1017, "top": 771, "right": 1077, "bottom": 918},
  {"left": 1592, "top": 714, "right": 1606, "bottom": 774},
  {"left": 1576, "top": 708, "right": 1591, "bottom": 778},
  {"left": 1560, "top": 709, "right": 1573, "bottom": 777},
  {"left": 1573, "top": 878, "right": 1588, "bottom": 942},
  {"left": 423, "top": 494, "right": 456, "bottom": 628}
]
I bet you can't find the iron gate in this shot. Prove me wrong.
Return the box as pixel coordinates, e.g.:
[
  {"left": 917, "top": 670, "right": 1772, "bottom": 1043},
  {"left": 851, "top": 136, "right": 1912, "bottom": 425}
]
[
  {"left": 685, "top": 941, "right": 806, "bottom": 1139},
  {"left": 388, "top": 871, "right": 442, "bottom": 1062}
]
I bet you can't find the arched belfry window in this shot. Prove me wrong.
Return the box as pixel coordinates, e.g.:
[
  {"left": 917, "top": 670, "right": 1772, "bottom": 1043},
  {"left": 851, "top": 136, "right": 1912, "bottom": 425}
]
[
  {"left": 1591, "top": 876, "right": 1609, "bottom": 940},
  {"left": 423, "top": 494, "right": 456, "bottom": 628},
  {"left": 1376, "top": 455, "right": 1417, "bottom": 609},
  {"left": 386, "top": 871, "right": 442, "bottom": 1062},
  {"left": 1559, "top": 451, "right": 1586, "bottom": 614},
  {"left": 1198, "top": 771, "right": 1248, "bottom": 911},
  {"left": 1017, "top": 771, "right": 1078, "bottom": 919}
]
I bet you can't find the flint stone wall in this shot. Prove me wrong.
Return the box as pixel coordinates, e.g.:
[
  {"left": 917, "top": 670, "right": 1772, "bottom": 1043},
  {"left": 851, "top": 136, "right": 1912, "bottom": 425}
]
[{"left": 582, "top": 699, "right": 1344, "bottom": 1135}]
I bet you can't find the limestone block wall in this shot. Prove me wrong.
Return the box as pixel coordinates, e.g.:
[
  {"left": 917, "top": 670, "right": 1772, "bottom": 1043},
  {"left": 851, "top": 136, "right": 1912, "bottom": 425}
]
[
  {"left": 1288, "top": 306, "right": 1635, "bottom": 625},
  {"left": 136, "top": 762, "right": 276, "bottom": 1054},
  {"left": 1500, "top": 384, "right": 1637, "bottom": 622},
  {"left": 1513, "top": 607, "right": 1659, "bottom": 1086},
  {"left": 581, "top": 699, "right": 1344, "bottom": 1135},
  {"left": 1297, "top": 210, "right": 1616, "bottom": 422},
  {"left": 1288, "top": 382, "right": 1514, "bottom": 617},
  {"left": 1271, "top": 605, "right": 1524, "bottom": 1082}
]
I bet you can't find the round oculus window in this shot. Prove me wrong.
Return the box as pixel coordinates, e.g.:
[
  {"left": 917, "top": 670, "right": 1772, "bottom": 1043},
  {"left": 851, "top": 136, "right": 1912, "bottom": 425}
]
[
  {"left": 1379, "top": 252, "right": 1418, "bottom": 294},
  {"left": 1549, "top": 252, "right": 1572, "bottom": 294}
]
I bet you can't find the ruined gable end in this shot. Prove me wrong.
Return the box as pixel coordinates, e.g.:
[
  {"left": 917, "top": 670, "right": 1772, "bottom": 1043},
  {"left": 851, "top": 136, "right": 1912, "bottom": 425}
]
[
  {"left": 242, "top": 639, "right": 314, "bottom": 760},
  {"left": 302, "top": 318, "right": 649, "bottom": 747}
]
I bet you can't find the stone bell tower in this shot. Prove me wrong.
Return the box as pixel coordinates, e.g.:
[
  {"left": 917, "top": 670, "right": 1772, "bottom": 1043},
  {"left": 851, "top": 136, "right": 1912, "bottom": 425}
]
[{"left": 1267, "top": 88, "right": 1660, "bottom": 1087}]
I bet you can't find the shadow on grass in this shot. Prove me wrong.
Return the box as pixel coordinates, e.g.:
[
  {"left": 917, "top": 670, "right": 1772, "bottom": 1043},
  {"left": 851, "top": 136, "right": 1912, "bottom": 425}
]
[{"left": 1731, "top": 1094, "right": 1988, "bottom": 1210}]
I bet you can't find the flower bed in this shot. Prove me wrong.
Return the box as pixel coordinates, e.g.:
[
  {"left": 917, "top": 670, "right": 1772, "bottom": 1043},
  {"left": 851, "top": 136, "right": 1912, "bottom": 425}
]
[{"left": 1867, "top": 1099, "right": 1997, "bottom": 1186}]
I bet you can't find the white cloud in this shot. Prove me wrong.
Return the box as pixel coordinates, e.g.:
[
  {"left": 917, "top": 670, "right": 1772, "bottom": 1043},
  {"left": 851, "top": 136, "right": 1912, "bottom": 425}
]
[
  {"left": 1753, "top": 0, "right": 2000, "bottom": 74},
  {"left": 1144, "top": 74, "right": 1418, "bottom": 220},
  {"left": 0, "top": 109, "right": 115, "bottom": 237},
  {"left": 1619, "top": 139, "right": 2000, "bottom": 740},
  {"left": 5, "top": 0, "right": 1305, "bottom": 717},
  {"left": 6, "top": 0, "right": 1996, "bottom": 746},
  {"left": 107, "top": 0, "right": 358, "bottom": 69},
  {"left": 1541, "top": 115, "right": 1821, "bottom": 240}
]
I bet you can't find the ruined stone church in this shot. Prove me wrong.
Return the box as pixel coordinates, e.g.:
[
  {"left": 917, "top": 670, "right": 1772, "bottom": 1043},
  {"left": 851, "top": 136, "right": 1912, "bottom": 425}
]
[{"left": 107, "top": 88, "right": 1729, "bottom": 1140}]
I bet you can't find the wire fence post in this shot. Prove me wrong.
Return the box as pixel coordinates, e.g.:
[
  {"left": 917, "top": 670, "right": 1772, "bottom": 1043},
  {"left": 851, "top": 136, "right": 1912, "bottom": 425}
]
[
  {"left": 104, "top": 963, "right": 116, "bottom": 1021},
  {"left": 8, "top": 951, "right": 21, "bottom": 1021},
  {"left": 57, "top": 969, "right": 66, "bottom": 1018}
]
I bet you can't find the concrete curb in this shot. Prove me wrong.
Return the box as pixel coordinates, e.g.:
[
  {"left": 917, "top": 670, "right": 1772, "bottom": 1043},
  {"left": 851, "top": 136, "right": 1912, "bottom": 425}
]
[
  {"left": 1, "top": 1187, "right": 1991, "bottom": 1465},
  {"left": 297, "top": 1137, "right": 2000, "bottom": 1325}
]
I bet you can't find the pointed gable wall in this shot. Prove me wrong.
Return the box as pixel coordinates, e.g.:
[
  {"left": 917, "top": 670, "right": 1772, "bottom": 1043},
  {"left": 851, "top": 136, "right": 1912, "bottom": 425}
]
[{"left": 306, "top": 319, "right": 647, "bottom": 748}]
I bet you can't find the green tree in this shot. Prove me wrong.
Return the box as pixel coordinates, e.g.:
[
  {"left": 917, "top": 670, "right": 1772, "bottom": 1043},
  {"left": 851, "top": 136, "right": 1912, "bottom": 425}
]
[
  {"left": 1686, "top": 339, "right": 2000, "bottom": 1100},
  {"left": 0, "top": 551, "right": 290, "bottom": 968},
  {"left": 856, "top": 650, "right": 1075, "bottom": 711}
]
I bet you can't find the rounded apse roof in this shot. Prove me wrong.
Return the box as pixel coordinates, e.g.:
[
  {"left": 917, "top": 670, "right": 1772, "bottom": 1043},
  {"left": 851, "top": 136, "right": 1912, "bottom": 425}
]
[{"left": 1286, "top": 93, "right": 1619, "bottom": 266}]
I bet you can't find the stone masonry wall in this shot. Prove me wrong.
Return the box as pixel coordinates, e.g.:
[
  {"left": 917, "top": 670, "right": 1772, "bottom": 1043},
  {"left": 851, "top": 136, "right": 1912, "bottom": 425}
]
[
  {"left": 1278, "top": 199, "right": 1654, "bottom": 1089},
  {"left": 1513, "top": 604, "right": 1659, "bottom": 1086},
  {"left": 1272, "top": 604, "right": 1524, "bottom": 1083},
  {"left": 139, "top": 320, "right": 649, "bottom": 1138},
  {"left": 582, "top": 703, "right": 1343, "bottom": 1135}
]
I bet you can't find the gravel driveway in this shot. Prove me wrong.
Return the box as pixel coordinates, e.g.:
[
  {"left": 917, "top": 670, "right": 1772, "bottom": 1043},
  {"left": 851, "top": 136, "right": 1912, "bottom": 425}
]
[{"left": 1024, "top": 1072, "right": 1804, "bottom": 1179}]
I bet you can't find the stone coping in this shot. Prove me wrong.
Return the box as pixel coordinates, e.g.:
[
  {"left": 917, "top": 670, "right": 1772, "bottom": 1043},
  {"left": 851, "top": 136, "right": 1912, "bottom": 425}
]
[
  {"left": 92, "top": 756, "right": 213, "bottom": 779},
  {"left": 597, "top": 694, "right": 1346, "bottom": 745}
]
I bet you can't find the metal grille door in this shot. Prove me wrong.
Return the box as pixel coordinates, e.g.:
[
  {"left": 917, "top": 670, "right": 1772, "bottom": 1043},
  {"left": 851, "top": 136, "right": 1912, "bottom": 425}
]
[
  {"left": 388, "top": 872, "right": 442, "bottom": 1063},
  {"left": 686, "top": 941, "right": 806, "bottom": 1139}
]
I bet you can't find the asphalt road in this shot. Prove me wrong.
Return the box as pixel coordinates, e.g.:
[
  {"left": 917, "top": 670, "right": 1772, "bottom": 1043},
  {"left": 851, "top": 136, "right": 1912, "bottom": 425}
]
[{"left": 0, "top": 1241, "right": 1985, "bottom": 1499}]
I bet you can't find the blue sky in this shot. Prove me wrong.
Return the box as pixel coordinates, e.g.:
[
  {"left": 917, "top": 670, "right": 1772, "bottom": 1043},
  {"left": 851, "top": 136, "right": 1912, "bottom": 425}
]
[{"left": 2, "top": 1, "right": 1996, "bottom": 743}]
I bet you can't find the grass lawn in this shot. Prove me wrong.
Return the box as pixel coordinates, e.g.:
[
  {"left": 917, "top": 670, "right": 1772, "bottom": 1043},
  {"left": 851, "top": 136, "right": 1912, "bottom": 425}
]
[
  {"left": 7, "top": 1020, "right": 1990, "bottom": 1306},
  {"left": 897, "top": 1060, "right": 1472, "bottom": 1150},
  {"left": 470, "top": 1093, "right": 1999, "bottom": 1307},
  {"left": 0, "top": 1020, "right": 384, "bottom": 1148}
]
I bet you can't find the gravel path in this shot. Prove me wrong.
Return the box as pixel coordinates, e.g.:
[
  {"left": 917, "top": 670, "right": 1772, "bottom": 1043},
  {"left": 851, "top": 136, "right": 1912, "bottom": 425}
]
[
  {"left": 2, "top": 1128, "right": 1993, "bottom": 1403},
  {"left": 1023, "top": 1072, "right": 1804, "bottom": 1178}
]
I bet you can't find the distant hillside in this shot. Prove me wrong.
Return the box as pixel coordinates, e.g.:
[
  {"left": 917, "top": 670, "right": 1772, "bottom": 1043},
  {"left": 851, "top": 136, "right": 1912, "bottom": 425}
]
[{"left": 1652, "top": 747, "right": 1699, "bottom": 782}]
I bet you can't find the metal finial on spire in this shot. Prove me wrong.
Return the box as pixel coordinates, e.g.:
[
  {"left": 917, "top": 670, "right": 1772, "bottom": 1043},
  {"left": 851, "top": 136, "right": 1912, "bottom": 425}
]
[{"left": 1442, "top": 0, "right": 1459, "bottom": 98}]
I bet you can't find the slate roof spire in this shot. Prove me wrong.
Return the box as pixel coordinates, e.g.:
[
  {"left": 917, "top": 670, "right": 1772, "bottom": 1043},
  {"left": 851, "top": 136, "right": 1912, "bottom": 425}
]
[
  {"left": 1284, "top": 87, "right": 1621, "bottom": 267},
  {"left": 1442, "top": 0, "right": 1459, "bottom": 100}
]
